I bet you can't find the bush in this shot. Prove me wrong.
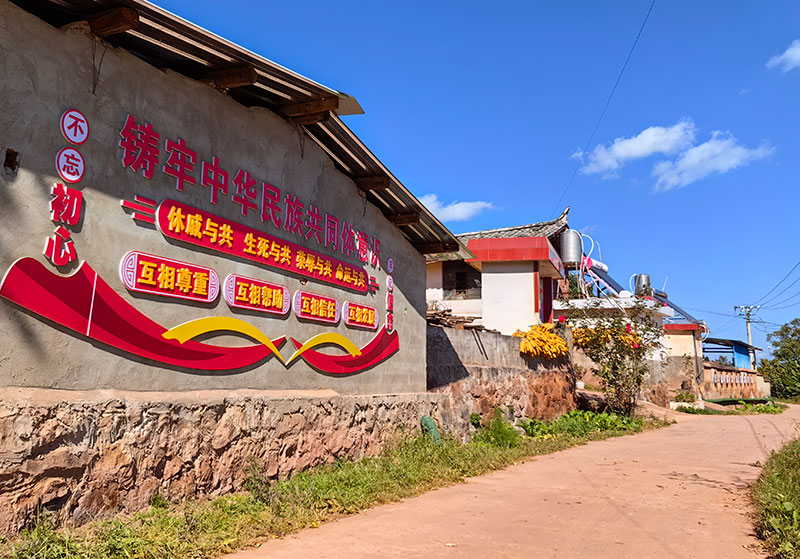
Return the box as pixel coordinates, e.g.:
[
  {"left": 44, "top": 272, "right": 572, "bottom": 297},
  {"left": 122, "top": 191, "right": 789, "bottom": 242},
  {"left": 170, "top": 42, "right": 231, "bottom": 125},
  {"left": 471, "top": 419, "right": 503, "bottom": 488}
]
[
  {"left": 471, "top": 408, "right": 521, "bottom": 448},
  {"left": 754, "top": 438, "right": 800, "bottom": 557},
  {"left": 519, "top": 410, "right": 644, "bottom": 438},
  {"left": 568, "top": 302, "right": 663, "bottom": 416},
  {"left": 673, "top": 392, "right": 696, "bottom": 403}
]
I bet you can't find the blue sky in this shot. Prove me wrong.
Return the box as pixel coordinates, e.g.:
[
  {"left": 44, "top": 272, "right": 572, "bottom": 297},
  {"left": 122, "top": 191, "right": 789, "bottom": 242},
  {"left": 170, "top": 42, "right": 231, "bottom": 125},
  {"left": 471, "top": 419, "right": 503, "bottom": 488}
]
[{"left": 159, "top": 0, "right": 800, "bottom": 355}]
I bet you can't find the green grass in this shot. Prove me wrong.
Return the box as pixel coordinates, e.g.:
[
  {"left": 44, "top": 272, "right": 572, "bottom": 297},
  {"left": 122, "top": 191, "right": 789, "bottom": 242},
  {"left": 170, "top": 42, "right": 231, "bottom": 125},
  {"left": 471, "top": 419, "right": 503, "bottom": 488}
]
[
  {"left": 4, "top": 411, "right": 669, "bottom": 559},
  {"left": 754, "top": 438, "right": 800, "bottom": 558},
  {"left": 675, "top": 401, "right": 787, "bottom": 415}
]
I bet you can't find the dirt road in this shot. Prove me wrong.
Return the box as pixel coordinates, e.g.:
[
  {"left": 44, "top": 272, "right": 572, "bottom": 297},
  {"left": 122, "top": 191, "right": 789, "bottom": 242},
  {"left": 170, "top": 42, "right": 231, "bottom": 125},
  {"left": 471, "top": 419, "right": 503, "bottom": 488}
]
[{"left": 231, "top": 406, "right": 800, "bottom": 559}]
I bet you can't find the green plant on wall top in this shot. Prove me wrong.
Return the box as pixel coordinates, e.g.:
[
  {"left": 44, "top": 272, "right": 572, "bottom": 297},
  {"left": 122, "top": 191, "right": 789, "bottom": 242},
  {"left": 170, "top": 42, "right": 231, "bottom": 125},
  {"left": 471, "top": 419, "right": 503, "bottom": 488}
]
[{"left": 569, "top": 301, "right": 664, "bottom": 416}]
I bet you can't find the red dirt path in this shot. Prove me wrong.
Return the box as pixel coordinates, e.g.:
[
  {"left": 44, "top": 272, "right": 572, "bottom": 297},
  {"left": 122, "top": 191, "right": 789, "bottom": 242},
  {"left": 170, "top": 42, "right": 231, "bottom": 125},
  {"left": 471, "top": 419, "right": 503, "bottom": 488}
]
[{"left": 231, "top": 405, "right": 800, "bottom": 558}]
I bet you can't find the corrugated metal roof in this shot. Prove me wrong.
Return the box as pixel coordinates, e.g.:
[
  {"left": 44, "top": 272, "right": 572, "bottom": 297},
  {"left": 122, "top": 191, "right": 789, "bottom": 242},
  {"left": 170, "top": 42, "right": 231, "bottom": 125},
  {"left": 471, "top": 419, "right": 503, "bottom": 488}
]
[
  {"left": 11, "top": 0, "right": 463, "bottom": 255},
  {"left": 456, "top": 207, "right": 570, "bottom": 242}
]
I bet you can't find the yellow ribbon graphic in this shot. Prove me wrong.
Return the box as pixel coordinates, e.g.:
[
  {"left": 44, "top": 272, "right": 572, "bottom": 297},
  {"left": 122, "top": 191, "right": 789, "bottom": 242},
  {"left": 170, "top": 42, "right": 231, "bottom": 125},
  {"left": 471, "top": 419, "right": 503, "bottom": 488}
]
[
  {"left": 285, "top": 332, "right": 362, "bottom": 365},
  {"left": 162, "top": 316, "right": 287, "bottom": 364}
]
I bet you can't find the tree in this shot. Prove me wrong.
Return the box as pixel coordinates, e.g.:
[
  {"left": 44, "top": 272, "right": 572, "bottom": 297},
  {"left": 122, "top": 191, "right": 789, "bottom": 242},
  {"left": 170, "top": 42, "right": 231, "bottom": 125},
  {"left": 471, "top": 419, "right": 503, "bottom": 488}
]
[
  {"left": 714, "top": 355, "right": 732, "bottom": 366},
  {"left": 760, "top": 318, "right": 800, "bottom": 397},
  {"left": 570, "top": 302, "right": 663, "bottom": 416},
  {"left": 768, "top": 318, "right": 800, "bottom": 364}
]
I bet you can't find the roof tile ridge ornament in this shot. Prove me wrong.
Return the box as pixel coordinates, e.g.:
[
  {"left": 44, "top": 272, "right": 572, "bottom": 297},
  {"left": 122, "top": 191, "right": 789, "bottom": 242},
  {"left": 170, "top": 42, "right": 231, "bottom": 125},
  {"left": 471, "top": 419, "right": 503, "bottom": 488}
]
[{"left": 456, "top": 206, "right": 570, "bottom": 241}]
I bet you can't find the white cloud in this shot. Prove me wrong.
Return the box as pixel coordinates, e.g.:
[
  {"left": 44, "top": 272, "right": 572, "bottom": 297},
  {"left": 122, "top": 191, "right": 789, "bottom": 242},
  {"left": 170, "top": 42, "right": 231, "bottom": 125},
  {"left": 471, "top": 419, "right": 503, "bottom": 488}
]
[
  {"left": 577, "top": 119, "right": 696, "bottom": 176},
  {"left": 652, "top": 132, "right": 774, "bottom": 191},
  {"left": 419, "top": 194, "right": 496, "bottom": 222},
  {"left": 767, "top": 39, "right": 800, "bottom": 73}
]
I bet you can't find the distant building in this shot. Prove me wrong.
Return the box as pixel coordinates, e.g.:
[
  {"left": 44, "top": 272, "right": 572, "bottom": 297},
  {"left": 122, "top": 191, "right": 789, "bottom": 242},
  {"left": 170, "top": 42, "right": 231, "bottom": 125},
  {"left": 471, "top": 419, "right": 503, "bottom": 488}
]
[{"left": 426, "top": 209, "right": 569, "bottom": 335}]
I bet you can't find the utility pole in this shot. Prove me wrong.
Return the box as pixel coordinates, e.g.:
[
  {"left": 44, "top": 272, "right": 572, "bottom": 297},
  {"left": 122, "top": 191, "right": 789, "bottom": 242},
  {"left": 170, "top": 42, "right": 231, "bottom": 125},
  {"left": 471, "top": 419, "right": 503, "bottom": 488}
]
[{"left": 734, "top": 305, "right": 760, "bottom": 368}]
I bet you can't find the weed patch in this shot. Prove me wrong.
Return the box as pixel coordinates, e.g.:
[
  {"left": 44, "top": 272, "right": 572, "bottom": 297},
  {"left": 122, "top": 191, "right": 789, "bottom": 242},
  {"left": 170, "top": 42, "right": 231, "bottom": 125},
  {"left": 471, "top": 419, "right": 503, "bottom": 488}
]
[
  {"left": 754, "top": 438, "right": 800, "bottom": 558},
  {"left": 4, "top": 411, "right": 668, "bottom": 559}
]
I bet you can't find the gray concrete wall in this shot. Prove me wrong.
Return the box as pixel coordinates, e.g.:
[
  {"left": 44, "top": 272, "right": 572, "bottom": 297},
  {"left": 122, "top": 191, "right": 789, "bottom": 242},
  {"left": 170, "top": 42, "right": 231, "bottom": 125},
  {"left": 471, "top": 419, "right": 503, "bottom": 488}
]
[{"left": 0, "top": 2, "right": 426, "bottom": 394}]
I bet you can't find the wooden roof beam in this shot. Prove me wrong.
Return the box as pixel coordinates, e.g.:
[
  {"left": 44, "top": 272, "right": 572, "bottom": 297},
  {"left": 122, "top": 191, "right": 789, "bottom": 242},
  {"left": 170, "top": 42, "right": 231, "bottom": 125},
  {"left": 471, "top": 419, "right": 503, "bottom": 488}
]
[
  {"left": 292, "top": 112, "right": 331, "bottom": 125},
  {"left": 202, "top": 65, "right": 258, "bottom": 89},
  {"left": 87, "top": 7, "right": 139, "bottom": 38},
  {"left": 280, "top": 97, "right": 339, "bottom": 117},
  {"left": 388, "top": 213, "right": 420, "bottom": 226},
  {"left": 355, "top": 176, "right": 391, "bottom": 191},
  {"left": 415, "top": 242, "right": 459, "bottom": 254}
]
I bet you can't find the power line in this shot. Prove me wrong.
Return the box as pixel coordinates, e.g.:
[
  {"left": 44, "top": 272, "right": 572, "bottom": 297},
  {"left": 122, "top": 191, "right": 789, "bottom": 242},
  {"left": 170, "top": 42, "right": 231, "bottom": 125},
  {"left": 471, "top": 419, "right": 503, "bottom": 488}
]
[
  {"left": 683, "top": 306, "right": 736, "bottom": 318},
  {"left": 762, "top": 299, "right": 800, "bottom": 312},
  {"left": 549, "top": 0, "right": 656, "bottom": 218},
  {"left": 761, "top": 286, "right": 800, "bottom": 309},
  {"left": 752, "top": 258, "right": 800, "bottom": 305}
]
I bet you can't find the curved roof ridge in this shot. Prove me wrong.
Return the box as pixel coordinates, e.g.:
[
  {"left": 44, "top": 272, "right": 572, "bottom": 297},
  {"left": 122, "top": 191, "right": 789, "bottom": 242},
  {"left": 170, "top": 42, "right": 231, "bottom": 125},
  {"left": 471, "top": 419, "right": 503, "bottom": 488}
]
[{"left": 456, "top": 206, "right": 570, "bottom": 241}]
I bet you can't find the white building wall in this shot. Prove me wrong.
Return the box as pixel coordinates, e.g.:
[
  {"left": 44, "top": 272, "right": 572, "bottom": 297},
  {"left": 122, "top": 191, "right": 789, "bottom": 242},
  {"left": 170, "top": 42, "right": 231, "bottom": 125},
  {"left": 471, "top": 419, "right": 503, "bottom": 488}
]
[
  {"left": 426, "top": 261, "right": 443, "bottom": 303},
  {"left": 481, "top": 261, "right": 538, "bottom": 335}
]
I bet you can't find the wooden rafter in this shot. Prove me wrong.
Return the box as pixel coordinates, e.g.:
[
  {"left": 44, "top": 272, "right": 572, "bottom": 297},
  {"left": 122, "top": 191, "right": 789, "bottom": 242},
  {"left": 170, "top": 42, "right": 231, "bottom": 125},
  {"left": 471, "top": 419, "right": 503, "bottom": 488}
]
[
  {"left": 202, "top": 65, "right": 258, "bottom": 89},
  {"left": 279, "top": 97, "right": 339, "bottom": 117},
  {"left": 388, "top": 213, "right": 420, "bottom": 226},
  {"left": 415, "top": 242, "right": 459, "bottom": 254},
  {"left": 355, "top": 176, "right": 391, "bottom": 191},
  {"left": 87, "top": 7, "right": 139, "bottom": 38}
]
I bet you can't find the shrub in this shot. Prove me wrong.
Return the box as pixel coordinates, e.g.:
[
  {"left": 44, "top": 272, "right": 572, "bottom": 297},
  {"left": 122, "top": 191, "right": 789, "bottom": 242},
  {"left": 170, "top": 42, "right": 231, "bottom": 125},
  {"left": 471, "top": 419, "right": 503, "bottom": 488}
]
[
  {"left": 568, "top": 302, "right": 663, "bottom": 416},
  {"left": 471, "top": 408, "right": 521, "bottom": 448},
  {"left": 673, "top": 392, "right": 696, "bottom": 403},
  {"left": 754, "top": 438, "right": 800, "bottom": 557},
  {"left": 519, "top": 410, "right": 644, "bottom": 438}
]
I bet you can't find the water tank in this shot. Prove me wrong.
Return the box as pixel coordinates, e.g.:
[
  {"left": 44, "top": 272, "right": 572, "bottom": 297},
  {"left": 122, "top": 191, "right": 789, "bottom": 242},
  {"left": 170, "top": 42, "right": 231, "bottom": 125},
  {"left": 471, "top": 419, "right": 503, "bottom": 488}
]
[
  {"left": 560, "top": 230, "right": 582, "bottom": 266},
  {"left": 634, "top": 274, "right": 651, "bottom": 296}
]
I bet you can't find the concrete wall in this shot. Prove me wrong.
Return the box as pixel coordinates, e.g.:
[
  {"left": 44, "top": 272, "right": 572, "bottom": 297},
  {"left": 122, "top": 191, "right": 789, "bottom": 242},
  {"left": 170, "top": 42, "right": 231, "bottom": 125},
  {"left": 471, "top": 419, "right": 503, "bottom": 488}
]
[
  {"left": 425, "top": 261, "right": 443, "bottom": 302},
  {"left": 427, "top": 325, "right": 575, "bottom": 426},
  {"left": 701, "top": 363, "right": 770, "bottom": 400},
  {"left": 0, "top": 387, "right": 448, "bottom": 534},
  {"left": 0, "top": 2, "right": 426, "bottom": 394},
  {"left": 480, "top": 261, "right": 538, "bottom": 335}
]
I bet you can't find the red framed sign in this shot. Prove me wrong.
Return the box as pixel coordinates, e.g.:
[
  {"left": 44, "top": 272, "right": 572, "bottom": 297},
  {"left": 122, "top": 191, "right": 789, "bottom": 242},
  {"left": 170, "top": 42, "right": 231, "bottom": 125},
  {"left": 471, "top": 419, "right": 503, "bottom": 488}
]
[
  {"left": 55, "top": 147, "right": 85, "bottom": 184},
  {"left": 60, "top": 109, "right": 89, "bottom": 145},
  {"left": 293, "top": 290, "right": 340, "bottom": 324},
  {"left": 119, "top": 250, "right": 219, "bottom": 303},
  {"left": 343, "top": 301, "right": 378, "bottom": 330},
  {"left": 223, "top": 274, "right": 290, "bottom": 315},
  {"left": 156, "top": 199, "right": 368, "bottom": 293}
]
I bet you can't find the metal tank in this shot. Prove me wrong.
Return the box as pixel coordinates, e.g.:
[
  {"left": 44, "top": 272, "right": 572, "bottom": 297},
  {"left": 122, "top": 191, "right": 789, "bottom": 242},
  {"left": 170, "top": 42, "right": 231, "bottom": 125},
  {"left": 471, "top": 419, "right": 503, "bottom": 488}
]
[
  {"left": 634, "top": 274, "right": 651, "bottom": 296},
  {"left": 559, "top": 229, "right": 583, "bottom": 266}
]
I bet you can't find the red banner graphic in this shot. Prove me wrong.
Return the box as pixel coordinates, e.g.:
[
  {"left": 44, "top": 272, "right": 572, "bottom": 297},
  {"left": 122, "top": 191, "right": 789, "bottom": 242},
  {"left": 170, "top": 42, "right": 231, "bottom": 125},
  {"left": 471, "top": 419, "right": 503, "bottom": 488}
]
[
  {"left": 223, "top": 274, "right": 290, "bottom": 315},
  {"left": 292, "top": 289, "right": 340, "bottom": 325},
  {"left": 156, "top": 199, "right": 368, "bottom": 293},
  {"left": 290, "top": 327, "right": 399, "bottom": 375},
  {"left": 120, "top": 251, "right": 219, "bottom": 303},
  {"left": 0, "top": 258, "right": 282, "bottom": 370}
]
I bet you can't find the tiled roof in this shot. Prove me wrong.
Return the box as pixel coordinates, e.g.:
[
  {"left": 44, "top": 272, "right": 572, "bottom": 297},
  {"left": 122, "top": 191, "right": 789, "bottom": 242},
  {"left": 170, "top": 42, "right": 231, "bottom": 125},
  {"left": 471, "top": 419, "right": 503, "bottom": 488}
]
[{"left": 456, "top": 207, "right": 570, "bottom": 242}]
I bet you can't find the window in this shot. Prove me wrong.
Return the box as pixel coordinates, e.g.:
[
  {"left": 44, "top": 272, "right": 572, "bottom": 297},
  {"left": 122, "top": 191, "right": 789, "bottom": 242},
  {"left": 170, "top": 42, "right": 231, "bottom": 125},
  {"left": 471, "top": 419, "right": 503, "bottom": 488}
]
[{"left": 442, "top": 260, "right": 481, "bottom": 300}]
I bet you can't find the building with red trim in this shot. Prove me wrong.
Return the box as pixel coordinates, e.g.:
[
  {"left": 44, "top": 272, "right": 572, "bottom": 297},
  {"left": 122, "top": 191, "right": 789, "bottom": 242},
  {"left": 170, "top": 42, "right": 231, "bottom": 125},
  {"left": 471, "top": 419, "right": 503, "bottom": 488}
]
[{"left": 426, "top": 209, "right": 568, "bottom": 335}]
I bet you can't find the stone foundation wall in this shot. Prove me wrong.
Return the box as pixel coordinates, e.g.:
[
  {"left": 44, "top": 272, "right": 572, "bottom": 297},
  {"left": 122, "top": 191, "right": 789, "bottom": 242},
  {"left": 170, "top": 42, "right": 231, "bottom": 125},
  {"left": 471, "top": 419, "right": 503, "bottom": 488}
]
[
  {"left": 427, "top": 325, "right": 576, "bottom": 428},
  {"left": 0, "top": 388, "right": 446, "bottom": 535},
  {"left": 1, "top": 328, "right": 577, "bottom": 535}
]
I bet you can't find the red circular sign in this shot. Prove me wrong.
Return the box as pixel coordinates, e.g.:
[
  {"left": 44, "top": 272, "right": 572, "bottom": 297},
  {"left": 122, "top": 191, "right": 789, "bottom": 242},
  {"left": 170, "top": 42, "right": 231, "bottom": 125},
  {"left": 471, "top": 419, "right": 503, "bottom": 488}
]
[
  {"left": 60, "top": 109, "right": 89, "bottom": 145},
  {"left": 55, "top": 147, "right": 85, "bottom": 183}
]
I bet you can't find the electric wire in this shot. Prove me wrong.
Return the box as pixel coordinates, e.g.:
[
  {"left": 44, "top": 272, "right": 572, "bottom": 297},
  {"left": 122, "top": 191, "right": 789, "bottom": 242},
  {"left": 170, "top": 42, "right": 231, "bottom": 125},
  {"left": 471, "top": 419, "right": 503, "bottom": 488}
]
[
  {"left": 549, "top": 0, "right": 656, "bottom": 218},
  {"left": 761, "top": 285, "right": 800, "bottom": 309},
  {"left": 751, "top": 258, "right": 800, "bottom": 305}
]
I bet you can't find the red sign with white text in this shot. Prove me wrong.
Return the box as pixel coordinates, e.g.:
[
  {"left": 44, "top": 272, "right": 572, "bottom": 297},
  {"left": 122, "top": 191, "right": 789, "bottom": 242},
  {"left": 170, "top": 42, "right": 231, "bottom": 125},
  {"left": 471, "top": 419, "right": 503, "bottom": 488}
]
[
  {"left": 293, "top": 290, "right": 340, "bottom": 324},
  {"left": 156, "top": 199, "right": 368, "bottom": 293},
  {"left": 223, "top": 274, "right": 290, "bottom": 315},
  {"left": 343, "top": 301, "right": 378, "bottom": 330},
  {"left": 119, "top": 251, "right": 219, "bottom": 303}
]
